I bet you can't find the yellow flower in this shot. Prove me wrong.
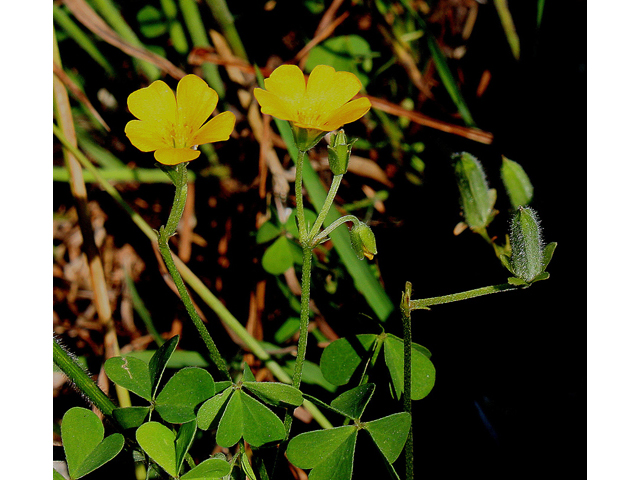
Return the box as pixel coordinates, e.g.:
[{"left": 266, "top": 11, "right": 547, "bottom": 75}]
[
  {"left": 125, "top": 74, "right": 235, "bottom": 165},
  {"left": 253, "top": 64, "right": 371, "bottom": 150}
]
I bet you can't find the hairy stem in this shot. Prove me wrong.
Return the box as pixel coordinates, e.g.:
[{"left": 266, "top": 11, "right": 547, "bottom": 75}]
[
  {"left": 410, "top": 283, "right": 518, "bottom": 310},
  {"left": 54, "top": 337, "right": 117, "bottom": 417},
  {"left": 401, "top": 282, "right": 414, "bottom": 480}
]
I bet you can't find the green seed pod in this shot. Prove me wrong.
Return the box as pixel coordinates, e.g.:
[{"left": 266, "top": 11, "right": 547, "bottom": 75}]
[
  {"left": 509, "top": 206, "right": 544, "bottom": 282},
  {"left": 500, "top": 156, "right": 534, "bottom": 209},
  {"left": 349, "top": 221, "right": 377, "bottom": 260},
  {"left": 452, "top": 152, "right": 496, "bottom": 230},
  {"left": 327, "top": 129, "right": 356, "bottom": 175}
]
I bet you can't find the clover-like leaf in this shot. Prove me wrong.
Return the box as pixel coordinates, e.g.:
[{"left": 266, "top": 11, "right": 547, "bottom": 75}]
[
  {"left": 329, "top": 383, "right": 375, "bottom": 420},
  {"left": 216, "top": 390, "right": 286, "bottom": 448},
  {"left": 287, "top": 425, "right": 358, "bottom": 480},
  {"left": 383, "top": 334, "right": 436, "bottom": 400},
  {"left": 155, "top": 367, "right": 216, "bottom": 423},
  {"left": 61, "top": 407, "right": 124, "bottom": 479},
  {"left": 136, "top": 422, "right": 178, "bottom": 477},
  {"left": 363, "top": 412, "right": 411, "bottom": 464},
  {"left": 243, "top": 381, "right": 303, "bottom": 408},
  {"left": 104, "top": 356, "right": 152, "bottom": 401},
  {"left": 320, "top": 334, "right": 378, "bottom": 386},
  {"left": 181, "top": 458, "right": 232, "bottom": 480},
  {"left": 196, "top": 386, "right": 233, "bottom": 430},
  {"left": 262, "top": 235, "right": 294, "bottom": 275},
  {"left": 112, "top": 406, "right": 151, "bottom": 430}
]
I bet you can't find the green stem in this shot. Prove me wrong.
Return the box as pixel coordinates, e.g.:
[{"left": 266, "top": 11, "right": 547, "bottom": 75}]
[
  {"left": 311, "top": 214, "right": 359, "bottom": 247},
  {"left": 400, "top": 282, "right": 414, "bottom": 480},
  {"left": 54, "top": 125, "right": 332, "bottom": 427},
  {"left": 292, "top": 246, "right": 313, "bottom": 390},
  {"left": 410, "top": 283, "right": 518, "bottom": 310},
  {"left": 295, "top": 149, "right": 308, "bottom": 240},
  {"left": 53, "top": 337, "right": 117, "bottom": 417},
  {"left": 308, "top": 174, "right": 343, "bottom": 241},
  {"left": 158, "top": 165, "right": 231, "bottom": 381}
]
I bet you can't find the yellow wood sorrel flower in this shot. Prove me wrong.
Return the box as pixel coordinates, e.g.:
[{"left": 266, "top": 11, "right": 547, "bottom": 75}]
[
  {"left": 125, "top": 74, "right": 235, "bottom": 165},
  {"left": 253, "top": 64, "right": 371, "bottom": 151}
]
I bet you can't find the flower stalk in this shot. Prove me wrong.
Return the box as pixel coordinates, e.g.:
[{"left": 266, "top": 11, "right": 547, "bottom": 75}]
[{"left": 157, "top": 163, "right": 232, "bottom": 381}]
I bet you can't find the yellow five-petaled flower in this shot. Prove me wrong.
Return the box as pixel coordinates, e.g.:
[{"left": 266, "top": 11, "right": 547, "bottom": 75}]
[
  {"left": 125, "top": 74, "right": 235, "bottom": 165},
  {"left": 253, "top": 64, "right": 371, "bottom": 151}
]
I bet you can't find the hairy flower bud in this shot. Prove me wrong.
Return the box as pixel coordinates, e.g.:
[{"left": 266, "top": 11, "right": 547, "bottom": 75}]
[
  {"left": 349, "top": 221, "right": 377, "bottom": 260},
  {"left": 452, "top": 152, "right": 496, "bottom": 230},
  {"left": 509, "top": 206, "right": 544, "bottom": 282}
]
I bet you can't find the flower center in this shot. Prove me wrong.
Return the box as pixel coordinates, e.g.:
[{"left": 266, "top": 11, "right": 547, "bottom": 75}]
[{"left": 171, "top": 123, "right": 193, "bottom": 149}]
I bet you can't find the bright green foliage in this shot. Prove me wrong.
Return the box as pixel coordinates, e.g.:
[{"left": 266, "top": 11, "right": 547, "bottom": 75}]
[
  {"left": 453, "top": 152, "right": 497, "bottom": 231},
  {"left": 501, "top": 156, "right": 534, "bottom": 209},
  {"left": 262, "top": 235, "right": 295, "bottom": 275},
  {"left": 197, "top": 367, "right": 302, "bottom": 448},
  {"left": 363, "top": 412, "right": 412, "bottom": 464},
  {"left": 287, "top": 426, "right": 358, "bottom": 477},
  {"left": 61, "top": 407, "right": 124, "bottom": 479},
  {"left": 155, "top": 367, "right": 216, "bottom": 423},
  {"left": 288, "top": 384, "right": 411, "bottom": 479},
  {"left": 320, "top": 333, "right": 435, "bottom": 401},
  {"left": 136, "top": 420, "right": 230, "bottom": 479},
  {"left": 330, "top": 383, "right": 376, "bottom": 420},
  {"left": 383, "top": 334, "right": 436, "bottom": 401},
  {"left": 320, "top": 334, "right": 378, "bottom": 386},
  {"left": 106, "top": 336, "right": 217, "bottom": 426}
]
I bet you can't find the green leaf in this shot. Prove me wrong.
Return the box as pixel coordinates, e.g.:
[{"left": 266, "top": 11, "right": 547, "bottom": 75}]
[
  {"left": 287, "top": 426, "right": 358, "bottom": 480},
  {"left": 243, "top": 362, "right": 257, "bottom": 382},
  {"left": 53, "top": 468, "right": 66, "bottom": 480},
  {"left": 61, "top": 407, "right": 124, "bottom": 479},
  {"left": 287, "top": 425, "right": 358, "bottom": 469},
  {"left": 241, "top": 452, "right": 258, "bottom": 480},
  {"left": 363, "top": 412, "right": 411, "bottom": 464},
  {"left": 240, "top": 391, "right": 286, "bottom": 447},
  {"left": 501, "top": 156, "right": 533, "bottom": 209},
  {"left": 137, "top": 5, "right": 167, "bottom": 38},
  {"left": 175, "top": 420, "right": 197, "bottom": 473},
  {"left": 112, "top": 406, "right": 151, "bottom": 430},
  {"left": 262, "top": 235, "right": 294, "bottom": 275},
  {"left": 320, "top": 334, "right": 378, "bottom": 386},
  {"left": 136, "top": 422, "right": 177, "bottom": 477},
  {"left": 155, "top": 367, "right": 216, "bottom": 423},
  {"left": 148, "top": 335, "right": 180, "bottom": 397},
  {"left": 104, "top": 356, "right": 152, "bottom": 401},
  {"left": 243, "top": 381, "right": 303, "bottom": 408},
  {"left": 329, "top": 383, "right": 375, "bottom": 420},
  {"left": 256, "top": 221, "right": 281, "bottom": 244},
  {"left": 216, "top": 390, "right": 286, "bottom": 448},
  {"left": 383, "top": 334, "right": 436, "bottom": 400},
  {"left": 216, "top": 390, "right": 244, "bottom": 448},
  {"left": 197, "top": 386, "right": 233, "bottom": 430},
  {"left": 181, "top": 458, "right": 232, "bottom": 480}
]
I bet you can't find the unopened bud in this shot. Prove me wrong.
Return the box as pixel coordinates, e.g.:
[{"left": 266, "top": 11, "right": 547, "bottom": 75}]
[
  {"left": 349, "top": 221, "right": 377, "bottom": 260},
  {"left": 509, "top": 206, "right": 544, "bottom": 282},
  {"left": 327, "top": 129, "right": 356, "bottom": 175},
  {"left": 452, "top": 152, "right": 496, "bottom": 230}
]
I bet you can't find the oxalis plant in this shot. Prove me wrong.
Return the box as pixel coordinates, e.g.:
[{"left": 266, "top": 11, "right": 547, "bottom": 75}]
[{"left": 54, "top": 66, "right": 556, "bottom": 480}]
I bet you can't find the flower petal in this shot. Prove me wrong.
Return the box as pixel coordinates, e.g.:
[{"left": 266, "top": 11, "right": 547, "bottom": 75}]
[
  {"left": 190, "top": 111, "right": 236, "bottom": 146},
  {"left": 304, "top": 65, "right": 363, "bottom": 118},
  {"left": 125, "top": 120, "right": 172, "bottom": 152},
  {"left": 257, "top": 65, "right": 306, "bottom": 121},
  {"left": 176, "top": 74, "right": 219, "bottom": 131},
  {"left": 127, "top": 80, "right": 177, "bottom": 124},
  {"left": 253, "top": 88, "right": 298, "bottom": 122},
  {"left": 319, "top": 97, "right": 372, "bottom": 131},
  {"left": 154, "top": 147, "right": 201, "bottom": 165}
]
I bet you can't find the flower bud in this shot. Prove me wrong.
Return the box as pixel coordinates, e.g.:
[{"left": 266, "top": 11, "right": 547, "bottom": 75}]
[
  {"left": 500, "top": 156, "right": 533, "bottom": 209},
  {"left": 327, "top": 129, "right": 356, "bottom": 175},
  {"left": 452, "top": 152, "right": 496, "bottom": 230},
  {"left": 509, "top": 206, "right": 544, "bottom": 282},
  {"left": 349, "top": 221, "right": 377, "bottom": 260}
]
